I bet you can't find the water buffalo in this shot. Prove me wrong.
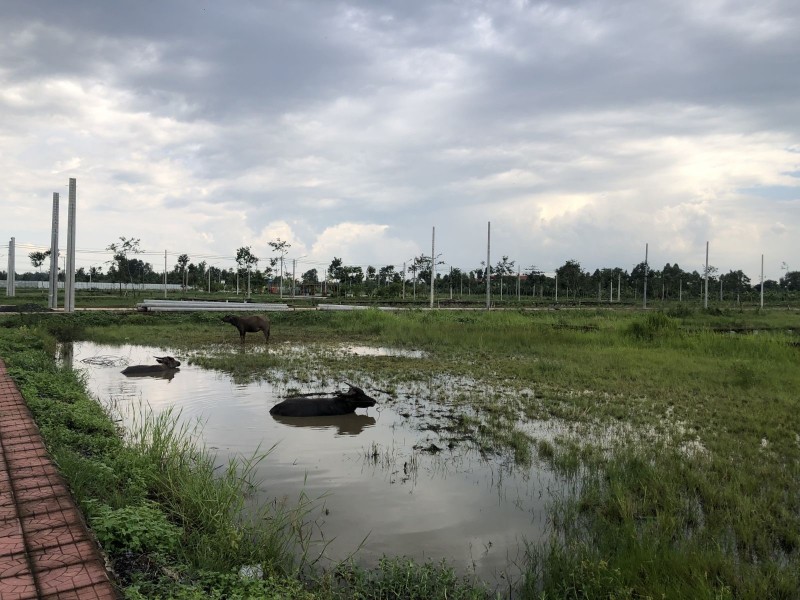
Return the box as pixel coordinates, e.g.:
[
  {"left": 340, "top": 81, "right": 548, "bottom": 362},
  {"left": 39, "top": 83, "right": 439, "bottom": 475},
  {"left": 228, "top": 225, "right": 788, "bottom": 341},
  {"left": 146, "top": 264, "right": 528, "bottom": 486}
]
[
  {"left": 222, "top": 314, "right": 270, "bottom": 343},
  {"left": 269, "top": 384, "right": 376, "bottom": 417},
  {"left": 121, "top": 356, "right": 181, "bottom": 376}
]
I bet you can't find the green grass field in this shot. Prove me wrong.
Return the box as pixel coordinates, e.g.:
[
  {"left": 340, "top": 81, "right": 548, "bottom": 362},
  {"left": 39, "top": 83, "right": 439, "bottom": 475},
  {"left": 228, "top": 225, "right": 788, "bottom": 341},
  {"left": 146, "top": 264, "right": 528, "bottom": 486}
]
[{"left": 1, "top": 305, "right": 798, "bottom": 598}]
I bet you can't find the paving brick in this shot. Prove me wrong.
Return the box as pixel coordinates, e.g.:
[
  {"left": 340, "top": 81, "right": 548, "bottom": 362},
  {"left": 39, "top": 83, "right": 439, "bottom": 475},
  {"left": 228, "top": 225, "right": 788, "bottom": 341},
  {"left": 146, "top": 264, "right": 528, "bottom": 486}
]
[
  {"left": 27, "top": 523, "right": 91, "bottom": 553},
  {"left": 0, "top": 550, "right": 30, "bottom": 579},
  {"left": 0, "top": 359, "right": 121, "bottom": 599},
  {"left": 0, "top": 528, "right": 26, "bottom": 556},
  {"left": 36, "top": 561, "right": 115, "bottom": 596},
  {"left": 0, "top": 572, "right": 38, "bottom": 599},
  {"left": 15, "top": 484, "right": 74, "bottom": 510}
]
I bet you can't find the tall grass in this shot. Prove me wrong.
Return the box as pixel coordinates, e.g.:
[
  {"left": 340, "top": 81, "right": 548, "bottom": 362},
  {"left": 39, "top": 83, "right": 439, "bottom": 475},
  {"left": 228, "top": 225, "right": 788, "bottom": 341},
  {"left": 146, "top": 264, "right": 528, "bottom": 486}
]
[
  {"left": 3, "top": 308, "right": 799, "bottom": 598},
  {"left": 0, "top": 327, "right": 318, "bottom": 596},
  {"left": 124, "top": 405, "right": 315, "bottom": 573}
]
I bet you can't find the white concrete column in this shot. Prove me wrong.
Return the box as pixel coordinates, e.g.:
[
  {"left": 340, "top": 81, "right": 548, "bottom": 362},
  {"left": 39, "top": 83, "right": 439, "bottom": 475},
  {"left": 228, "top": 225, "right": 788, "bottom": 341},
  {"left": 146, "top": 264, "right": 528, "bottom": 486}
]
[
  {"left": 65, "top": 178, "right": 77, "bottom": 312},
  {"left": 6, "top": 237, "right": 15, "bottom": 297},
  {"left": 49, "top": 193, "right": 60, "bottom": 308}
]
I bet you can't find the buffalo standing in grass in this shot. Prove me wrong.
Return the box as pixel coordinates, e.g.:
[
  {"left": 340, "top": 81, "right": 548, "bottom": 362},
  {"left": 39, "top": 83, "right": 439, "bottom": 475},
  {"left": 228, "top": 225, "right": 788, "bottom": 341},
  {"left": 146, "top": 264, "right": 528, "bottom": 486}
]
[
  {"left": 269, "top": 384, "right": 377, "bottom": 417},
  {"left": 121, "top": 356, "right": 181, "bottom": 377},
  {"left": 222, "top": 314, "right": 270, "bottom": 344}
]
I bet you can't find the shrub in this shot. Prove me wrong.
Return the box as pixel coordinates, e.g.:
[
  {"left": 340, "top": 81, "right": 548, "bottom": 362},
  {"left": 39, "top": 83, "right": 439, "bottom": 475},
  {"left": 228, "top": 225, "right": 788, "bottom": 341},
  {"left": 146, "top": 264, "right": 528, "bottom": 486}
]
[
  {"left": 625, "top": 312, "right": 679, "bottom": 341},
  {"left": 89, "top": 501, "right": 183, "bottom": 556}
]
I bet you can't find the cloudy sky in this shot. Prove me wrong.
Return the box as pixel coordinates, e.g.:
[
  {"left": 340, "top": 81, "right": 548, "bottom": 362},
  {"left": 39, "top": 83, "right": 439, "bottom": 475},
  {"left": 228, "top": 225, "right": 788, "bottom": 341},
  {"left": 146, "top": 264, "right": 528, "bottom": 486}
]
[{"left": 1, "top": 0, "right": 797, "bottom": 281}]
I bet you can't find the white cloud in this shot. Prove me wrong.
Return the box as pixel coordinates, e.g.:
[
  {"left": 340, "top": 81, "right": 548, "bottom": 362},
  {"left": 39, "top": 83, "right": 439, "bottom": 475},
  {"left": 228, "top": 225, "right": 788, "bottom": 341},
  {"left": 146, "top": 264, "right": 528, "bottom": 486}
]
[
  {"left": 310, "top": 223, "right": 419, "bottom": 267},
  {"left": 0, "top": 0, "right": 797, "bottom": 282}
]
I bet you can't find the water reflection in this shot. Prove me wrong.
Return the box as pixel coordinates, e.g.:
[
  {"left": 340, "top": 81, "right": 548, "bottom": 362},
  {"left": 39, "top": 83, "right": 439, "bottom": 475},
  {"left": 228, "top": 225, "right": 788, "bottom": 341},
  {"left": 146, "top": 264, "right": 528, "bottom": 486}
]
[
  {"left": 342, "top": 345, "right": 427, "bottom": 358},
  {"left": 121, "top": 369, "right": 180, "bottom": 381},
  {"left": 64, "top": 340, "right": 560, "bottom": 587},
  {"left": 271, "top": 413, "right": 376, "bottom": 436}
]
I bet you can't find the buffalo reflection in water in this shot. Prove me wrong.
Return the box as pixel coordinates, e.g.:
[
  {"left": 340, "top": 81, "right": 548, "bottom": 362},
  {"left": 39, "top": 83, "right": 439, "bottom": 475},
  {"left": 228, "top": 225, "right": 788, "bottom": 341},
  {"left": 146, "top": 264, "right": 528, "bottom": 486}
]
[{"left": 270, "top": 413, "right": 376, "bottom": 436}]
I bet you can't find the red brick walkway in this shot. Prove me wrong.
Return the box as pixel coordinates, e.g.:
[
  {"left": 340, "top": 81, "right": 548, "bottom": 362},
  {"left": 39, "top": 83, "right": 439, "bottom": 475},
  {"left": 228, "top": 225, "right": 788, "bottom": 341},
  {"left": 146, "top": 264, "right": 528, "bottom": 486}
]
[{"left": 0, "top": 360, "right": 120, "bottom": 599}]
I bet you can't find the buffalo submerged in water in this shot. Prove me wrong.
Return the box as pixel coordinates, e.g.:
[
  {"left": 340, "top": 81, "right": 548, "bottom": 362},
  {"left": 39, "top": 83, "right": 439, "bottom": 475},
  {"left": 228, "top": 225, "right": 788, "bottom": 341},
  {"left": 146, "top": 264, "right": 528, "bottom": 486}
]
[
  {"left": 270, "top": 384, "right": 377, "bottom": 417},
  {"left": 121, "top": 356, "right": 181, "bottom": 377}
]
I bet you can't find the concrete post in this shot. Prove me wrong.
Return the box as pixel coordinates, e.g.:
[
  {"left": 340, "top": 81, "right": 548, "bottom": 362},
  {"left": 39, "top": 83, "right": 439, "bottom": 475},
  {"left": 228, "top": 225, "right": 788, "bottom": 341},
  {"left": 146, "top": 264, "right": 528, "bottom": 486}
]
[
  {"left": 65, "top": 178, "right": 77, "bottom": 312},
  {"left": 429, "top": 226, "right": 435, "bottom": 308},
  {"left": 643, "top": 243, "right": 648, "bottom": 309},
  {"left": 485, "top": 222, "right": 491, "bottom": 310},
  {"left": 49, "top": 193, "right": 60, "bottom": 308},
  {"left": 6, "top": 237, "right": 15, "bottom": 297}
]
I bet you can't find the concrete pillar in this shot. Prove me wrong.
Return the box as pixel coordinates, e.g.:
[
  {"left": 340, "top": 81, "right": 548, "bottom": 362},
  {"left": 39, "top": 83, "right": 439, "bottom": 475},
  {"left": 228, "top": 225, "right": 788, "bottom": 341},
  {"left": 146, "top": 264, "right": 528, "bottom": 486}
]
[
  {"left": 65, "top": 178, "right": 77, "bottom": 312},
  {"left": 49, "top": 193, "right": 60, "bottom": 308},
  {"left": 6, "top": 237, "right": 15, "bottom": 297}
]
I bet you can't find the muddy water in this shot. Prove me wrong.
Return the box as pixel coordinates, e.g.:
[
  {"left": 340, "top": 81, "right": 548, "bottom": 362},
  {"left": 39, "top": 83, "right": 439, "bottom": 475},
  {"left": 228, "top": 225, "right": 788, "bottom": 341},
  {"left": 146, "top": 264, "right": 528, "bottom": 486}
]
[{"left": 65, "top": 341, "right": 559, "bottom": 585}]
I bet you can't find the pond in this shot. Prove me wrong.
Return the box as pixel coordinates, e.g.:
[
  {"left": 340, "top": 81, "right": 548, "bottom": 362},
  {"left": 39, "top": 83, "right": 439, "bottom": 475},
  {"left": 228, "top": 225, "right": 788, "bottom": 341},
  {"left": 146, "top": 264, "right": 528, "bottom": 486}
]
[{"left": 63, "top": 341, "right": 563, "bottom": 587}]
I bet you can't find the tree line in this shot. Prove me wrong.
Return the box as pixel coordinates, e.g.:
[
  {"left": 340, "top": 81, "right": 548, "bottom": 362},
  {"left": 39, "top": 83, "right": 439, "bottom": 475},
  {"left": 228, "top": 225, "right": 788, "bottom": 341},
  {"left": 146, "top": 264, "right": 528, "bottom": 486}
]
[{"left": 7, "top": 237, "right": 799, "bottom": 301}]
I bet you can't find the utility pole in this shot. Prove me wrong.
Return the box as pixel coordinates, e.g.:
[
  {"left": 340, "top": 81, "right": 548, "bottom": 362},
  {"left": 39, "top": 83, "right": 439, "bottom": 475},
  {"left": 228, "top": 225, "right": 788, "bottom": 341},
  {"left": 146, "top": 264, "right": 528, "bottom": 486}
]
[
  {"left": 643, "top": 243, "right": 648, "bottom": 309},
  {"left": 48, "top": 194, "right": 59, "bottom": 308},
  {"left": 704, "top": 241, "right": 709, "bottom": 309},
  {"left": 485, "top": 222, "right": 491, "bottom": 310},
  {"left": 430, "top": 227, "right": 435, "bottom": 308},
  {"left": 6, "top": 237, "right": 15, "bottom": 297},
  {"left": 65, "top": 178, "right": 77, "bottom": 312}
]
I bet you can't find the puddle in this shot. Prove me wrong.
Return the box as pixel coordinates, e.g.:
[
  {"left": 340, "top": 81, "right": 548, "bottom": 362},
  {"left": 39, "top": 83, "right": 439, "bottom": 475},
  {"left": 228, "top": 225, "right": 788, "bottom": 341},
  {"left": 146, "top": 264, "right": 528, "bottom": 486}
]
[
  {"left": 340, "top": 345, "right": 427, "bottom": 358},
  {"left": 63, "top": 341, "right": 560, "bottom": 586}
]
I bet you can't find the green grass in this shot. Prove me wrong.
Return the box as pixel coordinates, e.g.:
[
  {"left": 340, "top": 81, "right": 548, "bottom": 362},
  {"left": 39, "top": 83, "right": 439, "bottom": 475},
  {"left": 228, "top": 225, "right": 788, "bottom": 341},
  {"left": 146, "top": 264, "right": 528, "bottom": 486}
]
[
  {"left": 1, "top": 307, "right": 799, "bottom": 598},
  {"left": 0, "top": 330, "right": 318, "bottom": 593}
]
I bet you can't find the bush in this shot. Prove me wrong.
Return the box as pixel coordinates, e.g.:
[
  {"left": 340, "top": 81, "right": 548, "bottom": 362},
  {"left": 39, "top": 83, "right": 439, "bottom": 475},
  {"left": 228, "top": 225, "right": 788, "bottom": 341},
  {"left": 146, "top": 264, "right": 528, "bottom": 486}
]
[
  {"left": 90, "top": 502, "right": 182, "bottom": 556},
  {"left": 625, "top": 312, "right": 679, "bottom": 341}
]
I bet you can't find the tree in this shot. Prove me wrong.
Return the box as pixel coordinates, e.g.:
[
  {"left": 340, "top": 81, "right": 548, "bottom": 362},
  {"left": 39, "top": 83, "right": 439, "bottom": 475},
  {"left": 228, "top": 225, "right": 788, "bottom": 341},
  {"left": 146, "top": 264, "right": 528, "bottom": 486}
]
[
  {"left": 780, "top": 270, "right": 800, "bottom": 291},
  {"left": 341, "top": 265, "right": 364, "bottom": 286},
  {"left": 556, "top": 259, "right": 584, "bottom": 299},
  {"left": 235, "top": 247, "right": 259, "bottom": 296},
  {"left": 176, "top": 254, "right": 190, "bottom": 291},
  {"left": 659, "top": 263, "right": 686, "bottom": 299},
  {"left": 378, "top": 265, "right": 396, "bottom": 286},
  {"left": 409, "top": 254, "right": 443, "bottom": 287},
  {"left": 106, "top": 237, "right": 144, "bottom": 294},
  {"left": 723, "top": 270, "right": 751, "bottom": 296},
  {"left": 267, "top": 238, "right": 291, "bottom": 294},
  {"left": 29, "top": 250, "right": 51, "bottom": 273},
  {"left": 525, "top": 266, "right": 547, "bottom": 296},
  {"left": 495, "top": 256, "right": 516, "bottom": 299},
  {"left": 327, "top": 256, "right": 344, "bottom": 280}
]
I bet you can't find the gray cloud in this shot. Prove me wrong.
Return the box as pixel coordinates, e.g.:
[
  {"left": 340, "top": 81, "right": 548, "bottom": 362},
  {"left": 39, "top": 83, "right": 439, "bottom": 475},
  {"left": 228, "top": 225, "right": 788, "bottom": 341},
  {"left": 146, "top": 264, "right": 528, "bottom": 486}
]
[{"left": 0, "top": 0, "right": 797, "bottom": 280}]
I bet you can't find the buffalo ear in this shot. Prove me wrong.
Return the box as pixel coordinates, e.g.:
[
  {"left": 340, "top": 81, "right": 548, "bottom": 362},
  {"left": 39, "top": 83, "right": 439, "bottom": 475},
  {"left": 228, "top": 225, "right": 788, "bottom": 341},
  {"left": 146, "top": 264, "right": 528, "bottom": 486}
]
[{"left": 343, "top": 383, "right": 365, "bottom": 396}]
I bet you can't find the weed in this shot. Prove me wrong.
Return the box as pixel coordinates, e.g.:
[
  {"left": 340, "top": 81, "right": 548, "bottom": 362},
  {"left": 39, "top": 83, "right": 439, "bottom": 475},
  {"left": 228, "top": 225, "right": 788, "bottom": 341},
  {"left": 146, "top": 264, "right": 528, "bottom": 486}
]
[
  {"left": 88, "top": 501, "right": 183, "bottom": 556},
  {"left": 624, "top": 311, "right": 679, "bottom": 340}
]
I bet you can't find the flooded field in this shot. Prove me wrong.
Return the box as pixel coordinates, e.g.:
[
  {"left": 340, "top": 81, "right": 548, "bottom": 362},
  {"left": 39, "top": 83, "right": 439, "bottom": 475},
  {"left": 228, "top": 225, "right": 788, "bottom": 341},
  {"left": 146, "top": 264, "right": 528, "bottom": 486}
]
[{"left": 64, "top": 340, "right": 563, "bottom": 585}]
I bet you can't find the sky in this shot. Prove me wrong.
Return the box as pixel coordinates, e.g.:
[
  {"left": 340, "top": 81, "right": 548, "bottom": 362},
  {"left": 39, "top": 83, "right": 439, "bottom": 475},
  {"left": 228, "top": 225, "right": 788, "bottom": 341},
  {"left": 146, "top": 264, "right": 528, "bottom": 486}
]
[{"left": 1, "top": 0, "right": 798, "bottom": 281}]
